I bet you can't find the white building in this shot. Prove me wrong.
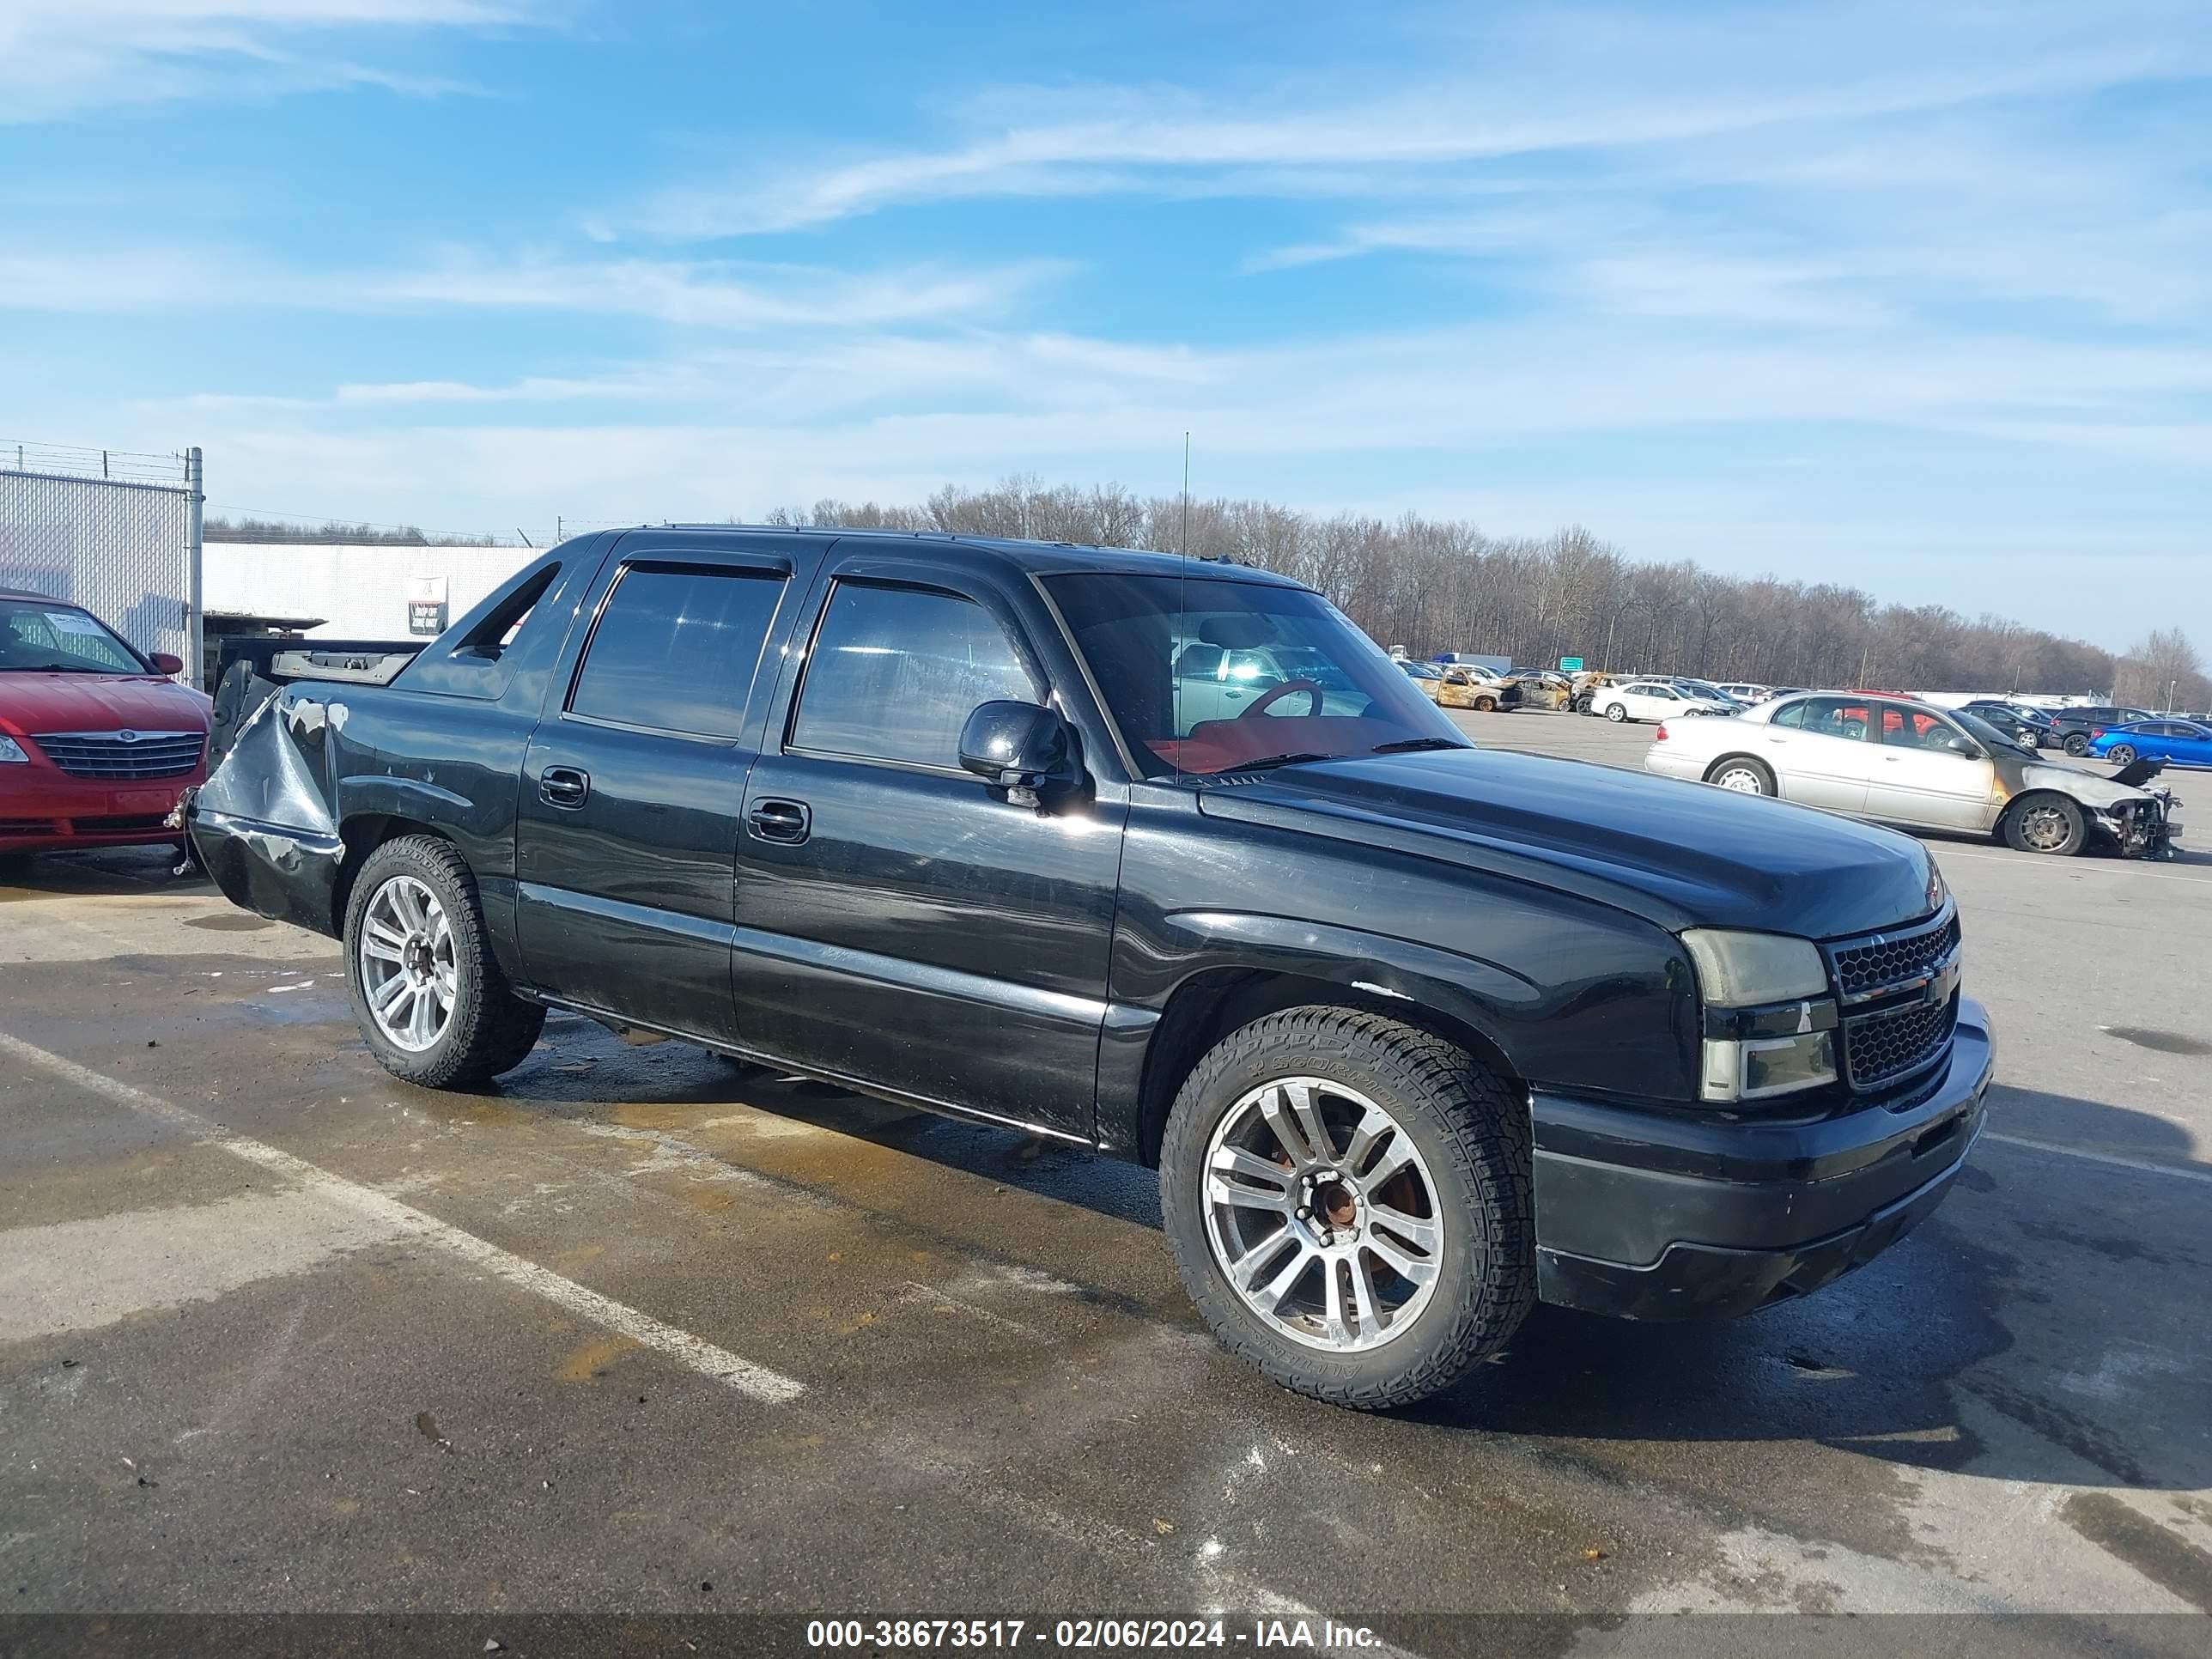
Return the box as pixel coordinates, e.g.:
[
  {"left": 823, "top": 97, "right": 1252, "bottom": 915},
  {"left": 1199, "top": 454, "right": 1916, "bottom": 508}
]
[{"left": 203, "top": 540, "right": 541, "bottom": 641}]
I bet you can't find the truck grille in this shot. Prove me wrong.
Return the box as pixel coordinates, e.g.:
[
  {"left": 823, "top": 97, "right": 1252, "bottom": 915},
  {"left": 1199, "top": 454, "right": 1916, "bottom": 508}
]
[
  {"left": 1830, "top": 910, "right": 1960, "bottom": 1002},
  {"left": 1824, "top": 907, "right": 1962, "bottom": 1093},
  {"left": 31, "top": 731, "right": 205, "bottom": 780},
  {"left": 1842, "top": 992, "right": 1960, "bottom": 1090}
]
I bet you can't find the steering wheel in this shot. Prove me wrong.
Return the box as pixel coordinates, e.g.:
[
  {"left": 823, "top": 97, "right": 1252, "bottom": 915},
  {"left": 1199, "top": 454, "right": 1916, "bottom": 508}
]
[{"left": 1241, "top": 678, "right": 1324, "bottom": 718}]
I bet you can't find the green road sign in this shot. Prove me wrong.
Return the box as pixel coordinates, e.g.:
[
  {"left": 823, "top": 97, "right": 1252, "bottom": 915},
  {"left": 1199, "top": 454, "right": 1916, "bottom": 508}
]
[{"left": 1559, "top": 656, "right": 1583, "bottom": 672}]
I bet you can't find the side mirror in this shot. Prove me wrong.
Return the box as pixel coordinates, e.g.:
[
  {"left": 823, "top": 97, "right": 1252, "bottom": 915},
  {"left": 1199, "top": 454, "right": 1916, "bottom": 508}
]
[
  {"left": 1944, "top": 735, "right": 1981, "bottom": 758},
  {"left": 958, "top": 701, "right": 1082, "bottom": 809},
  {"left": 149, "top": 652, "right": 185, "bottom": 676}
]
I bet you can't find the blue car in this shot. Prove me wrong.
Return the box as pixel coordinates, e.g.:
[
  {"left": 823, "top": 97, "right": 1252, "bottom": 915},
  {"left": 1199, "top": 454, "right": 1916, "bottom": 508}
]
[{"left": 2087, "top": 720, "right": 2212, "bottom": 769}]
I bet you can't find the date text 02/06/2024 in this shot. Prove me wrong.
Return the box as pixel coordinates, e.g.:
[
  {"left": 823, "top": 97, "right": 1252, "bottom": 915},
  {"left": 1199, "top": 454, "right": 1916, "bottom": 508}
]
[{"left": 804, "top": 1617, "right": 1384, "bottom": 1649}]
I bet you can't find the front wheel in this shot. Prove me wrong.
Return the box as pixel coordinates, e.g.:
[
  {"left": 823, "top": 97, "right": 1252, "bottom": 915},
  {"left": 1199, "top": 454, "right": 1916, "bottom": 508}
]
[
  {"left": 2106, "top": 744, "right": 2138, "bottom": 767},
  {"left": 2003, "top": 794, "right": 2087, "bottom": 857},
  {"left": 1707, "top": 757, "right": 1777, "bottom": 795},
  {"left": 1158, "top": 1007, "right": 1535, "bottom": 1410},
  {"left": 1604, "top": 702, "right": 1628, "bottom": 722},
  {"left": 345, "top": 836, "right": 546, "bottom": 1088}
]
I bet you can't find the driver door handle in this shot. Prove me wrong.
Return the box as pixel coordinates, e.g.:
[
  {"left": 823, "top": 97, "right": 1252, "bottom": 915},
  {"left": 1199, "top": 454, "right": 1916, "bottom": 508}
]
[
  {"left": 747, "top": 798, "right": 811, "bottom": 845},
  {"left": 539, "top": 766, "right": 589, "bottom": 808}
]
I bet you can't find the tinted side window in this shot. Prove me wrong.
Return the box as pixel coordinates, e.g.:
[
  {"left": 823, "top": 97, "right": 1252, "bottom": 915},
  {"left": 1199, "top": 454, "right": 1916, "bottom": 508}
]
[
  {"left": 568, "top": 564, "right": 786, "bottom": 739},
  {"left": 791, "top": 581, "right": 1038, "bottom": 768},
  {"left": 1798, "top": 697, "right": 1870, "bottom": 740}
]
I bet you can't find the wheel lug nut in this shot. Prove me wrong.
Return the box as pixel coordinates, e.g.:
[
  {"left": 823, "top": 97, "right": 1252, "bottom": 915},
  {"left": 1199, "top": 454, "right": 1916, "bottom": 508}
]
[{"left": 1296, "top": 1205, "right": 1311, "bottom": 1220}]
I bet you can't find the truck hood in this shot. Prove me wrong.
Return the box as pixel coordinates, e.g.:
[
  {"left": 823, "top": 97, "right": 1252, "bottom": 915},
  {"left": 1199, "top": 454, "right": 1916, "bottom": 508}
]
[
  {"left": 1198, "top": 747, "right": 1939, "bottom": 939},
  {"left": 0, "top": 672, "right": 212, "bottom": 738}
]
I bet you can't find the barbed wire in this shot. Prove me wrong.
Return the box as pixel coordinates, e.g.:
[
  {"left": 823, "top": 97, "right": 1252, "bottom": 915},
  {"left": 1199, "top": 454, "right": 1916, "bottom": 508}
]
[{"left": 1, "top": 439, "right": 189, "bottom": 486}]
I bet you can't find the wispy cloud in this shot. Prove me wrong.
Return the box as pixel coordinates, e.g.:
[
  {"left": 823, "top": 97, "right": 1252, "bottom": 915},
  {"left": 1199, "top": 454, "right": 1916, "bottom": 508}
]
[
  {"left": 618, "top": 3, "right": 2209, "bottom": 238},
  {"left": 0, "top": 248, "right": 1063, "bottom": 330},
  {"left": 0, "top": 0, "right": 555, "bottom": 122}
]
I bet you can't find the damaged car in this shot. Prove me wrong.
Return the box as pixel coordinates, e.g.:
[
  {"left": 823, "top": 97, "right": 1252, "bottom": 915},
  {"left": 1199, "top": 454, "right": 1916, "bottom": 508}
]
[
  {"left": 183, "top": 529, "right": 1994, "bottom": 1410},
  {"left": 1644, "top": 690, "right": 2179, "bottom": 857}
]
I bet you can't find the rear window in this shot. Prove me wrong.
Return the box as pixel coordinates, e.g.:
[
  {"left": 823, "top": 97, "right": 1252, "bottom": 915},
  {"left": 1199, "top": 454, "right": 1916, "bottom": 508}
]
[{"left": 568, "top": 564, "right": 787, "bottom": 739}]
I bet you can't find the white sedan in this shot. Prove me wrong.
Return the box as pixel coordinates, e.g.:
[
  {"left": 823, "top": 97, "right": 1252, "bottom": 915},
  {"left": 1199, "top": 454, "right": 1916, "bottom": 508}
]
[
  {"left": 1592, "top": 678, "right": 1732, "bottom": 723},
  {"left": 1644, "top": 690, "right": 2177, "bottom": 856}
]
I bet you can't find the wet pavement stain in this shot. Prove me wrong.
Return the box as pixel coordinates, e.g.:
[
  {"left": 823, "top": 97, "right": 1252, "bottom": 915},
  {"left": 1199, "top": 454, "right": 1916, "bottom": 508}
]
[
  {"left": 2102, "top": 1025, "right": 2212, "bottom": 1056},
  {"left": 184, "top": 913, "right": 273, "bottom": 933},
  {"left": 2063, "top": 1492, "right": 2212, "bottom": 1612},
  {"left": 556, "top": 1335, "right": 640, "bottom": 1382},
  {"left": 2019, "top": 1218, "right": 2195, "bottom": 1269}
]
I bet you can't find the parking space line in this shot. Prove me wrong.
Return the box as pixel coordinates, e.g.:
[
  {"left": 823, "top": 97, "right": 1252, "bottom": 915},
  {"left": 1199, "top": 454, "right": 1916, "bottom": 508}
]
[
  {"left": 1937, "top": 849, "right": 2212, "bottom": 885},
  {"left": 0, "top": 1030, "right": 806, "bottom": 1405},
  {"left": 1984, "top": 1132, "right": 2212, "bottom": 1186}
]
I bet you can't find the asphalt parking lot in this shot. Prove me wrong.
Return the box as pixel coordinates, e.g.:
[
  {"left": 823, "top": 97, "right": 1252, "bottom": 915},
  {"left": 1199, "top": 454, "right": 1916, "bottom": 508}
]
[{"left": 4, "top": 711, "right": 2209, "bottom": 1653}]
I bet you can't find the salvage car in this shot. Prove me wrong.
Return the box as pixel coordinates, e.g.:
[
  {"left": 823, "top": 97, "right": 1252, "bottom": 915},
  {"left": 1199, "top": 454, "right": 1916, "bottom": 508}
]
[
  {"left": 1594, "top": 678, "right": 1732, "bottom": 722},
  {"left": 1, "top": 588, "right": 210, "bottom": 862},
  {"left": 187, "top": 529, "right": 1993, "bottom": 1409},
  {"left": 1644, "top": 691, "right": 2178, "bottom": 857},
  {"left": 1435, "top": 666, "right": 1521, "bottom": 713}
]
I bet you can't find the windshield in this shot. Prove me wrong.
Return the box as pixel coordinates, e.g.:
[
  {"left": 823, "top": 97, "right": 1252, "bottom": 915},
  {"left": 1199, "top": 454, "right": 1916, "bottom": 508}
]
[
  {"left": 1044, "top": 572, "right": 1466, "bottom": 776},
  {"left": 0, "top": 599, "right": 149, "bottom": 674},
  {"left": 1953, "top": 708, "right": 2034, "bottom": 758}
]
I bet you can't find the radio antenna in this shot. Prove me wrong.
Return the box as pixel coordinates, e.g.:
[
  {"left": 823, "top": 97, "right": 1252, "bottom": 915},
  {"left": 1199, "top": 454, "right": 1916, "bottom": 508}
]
[{"left": 1180, "top": 430, "right": 1190, "bottom": 556}]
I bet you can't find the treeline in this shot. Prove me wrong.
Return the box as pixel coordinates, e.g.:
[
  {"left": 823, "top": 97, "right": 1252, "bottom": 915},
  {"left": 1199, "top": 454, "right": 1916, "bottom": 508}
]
[
  {"left": 763, "top": 477, "right": 2207, "bottom": 706},
  {"left": 204, "top": 515, "right": 507, "bottom": 547}
]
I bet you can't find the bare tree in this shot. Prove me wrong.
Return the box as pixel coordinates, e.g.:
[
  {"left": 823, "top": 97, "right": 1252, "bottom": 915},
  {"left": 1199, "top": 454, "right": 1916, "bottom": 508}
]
[{"left": 763, "top": 474, "right": 2185, "bottom": 700}]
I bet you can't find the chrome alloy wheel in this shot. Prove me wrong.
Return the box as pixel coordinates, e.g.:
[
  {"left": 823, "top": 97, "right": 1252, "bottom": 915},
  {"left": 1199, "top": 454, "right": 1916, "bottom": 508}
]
[
  {"left": 2017, "top": 803, "right": 2073, "bottom": 852},
  {"left": 358, "top": 874, "right": 457, "bottom": 1052},
  {"left": 1202, "top": 1077, "right": 1445, "bottom": 1352}
]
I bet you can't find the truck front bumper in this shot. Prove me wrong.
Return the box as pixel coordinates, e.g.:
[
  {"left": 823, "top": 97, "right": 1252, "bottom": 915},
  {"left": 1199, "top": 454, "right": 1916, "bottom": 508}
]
[{"left": 1530, "top": 999, "right": 1993, "bottom": 1320}]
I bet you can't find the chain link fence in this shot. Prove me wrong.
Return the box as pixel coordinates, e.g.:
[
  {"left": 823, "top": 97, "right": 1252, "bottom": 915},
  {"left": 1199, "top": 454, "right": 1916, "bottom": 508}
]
[{"left": 0, "top": 441, "right": 204, "bottom": 681}]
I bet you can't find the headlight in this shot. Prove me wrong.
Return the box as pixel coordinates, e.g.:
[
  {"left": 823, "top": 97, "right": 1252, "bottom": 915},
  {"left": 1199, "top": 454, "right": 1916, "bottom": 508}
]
[
  {"left": 1681, "top": 930, "right": 1827, "bottom": 1004},
  {"left": 0, "top": 737, "right": 28, "bottom": 764},
  {"left": 1682, "top": 928, "right": 1838, "bottom": 1103}
]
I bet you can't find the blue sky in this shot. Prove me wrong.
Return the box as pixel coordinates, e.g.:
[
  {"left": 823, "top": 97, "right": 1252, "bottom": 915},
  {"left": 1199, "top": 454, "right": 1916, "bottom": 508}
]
[{"left": 3, "top": 0, "right": 2208, "bottom": 654}]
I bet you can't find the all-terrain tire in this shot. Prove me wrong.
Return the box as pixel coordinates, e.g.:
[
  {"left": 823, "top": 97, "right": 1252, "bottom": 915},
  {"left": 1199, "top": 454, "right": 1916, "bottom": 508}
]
[
  {"left": 344, "top": 835, "right": 546, "bottom": 1088},
  {"left": 1158, "top": 1006, "right": 1536, "bottom": 1410}
]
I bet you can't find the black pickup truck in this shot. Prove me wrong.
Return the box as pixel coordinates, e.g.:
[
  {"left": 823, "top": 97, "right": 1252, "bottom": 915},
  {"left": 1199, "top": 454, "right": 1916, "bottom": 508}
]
[{"left": 186, "top": 528, "right": 1992, "bottom": 1408}]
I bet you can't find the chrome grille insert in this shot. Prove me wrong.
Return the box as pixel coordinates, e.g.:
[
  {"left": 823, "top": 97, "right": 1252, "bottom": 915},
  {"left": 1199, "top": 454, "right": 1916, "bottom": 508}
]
[{"left": 30, "top": 730, "right": 205, "bottom": 781}]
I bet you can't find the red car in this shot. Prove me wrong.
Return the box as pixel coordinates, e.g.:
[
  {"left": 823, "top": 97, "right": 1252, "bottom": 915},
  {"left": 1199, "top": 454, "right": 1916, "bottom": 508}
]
[{"left": 1, "top": 588, "right": 212, "bottom": 860}]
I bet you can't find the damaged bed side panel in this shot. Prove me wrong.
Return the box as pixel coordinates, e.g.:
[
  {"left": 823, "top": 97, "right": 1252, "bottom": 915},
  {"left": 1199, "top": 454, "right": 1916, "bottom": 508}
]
[{"left": 186, "top": 688, "right": 349, "bottom": 936}]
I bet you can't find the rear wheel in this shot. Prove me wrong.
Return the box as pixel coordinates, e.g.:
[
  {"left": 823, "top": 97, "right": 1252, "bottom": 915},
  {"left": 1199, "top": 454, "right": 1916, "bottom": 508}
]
[
  {"left": 2003, "top": 794, "right": 2087, "bottom": 857},
  {"left": 2106, "top": 744, "right": 2138, "bottom": 767},
  {"left": 1604, "top": 702, "right": 1628, "bottom": 722},
  {"left": 345, "top": 836, "right": 546, "bottom": 1087},
  {"left": 2063, "top": 732, "right": 2091, "bottom": 757},
  {"left": 1158, "top": 1006, "right": 1535, "bottom": 1410},
  {"left": 1707, "top": 757, "right": 1776, "bottom": 796}
]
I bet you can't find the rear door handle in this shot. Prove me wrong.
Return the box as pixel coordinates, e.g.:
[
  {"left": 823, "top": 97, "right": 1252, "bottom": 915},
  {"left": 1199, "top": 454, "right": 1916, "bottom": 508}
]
[
  {"left": 747, "top": 798, "right": 811, "bottom": 845},
  {"left": 539, "top": 766, "right": 589, "bottom": 808}
]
